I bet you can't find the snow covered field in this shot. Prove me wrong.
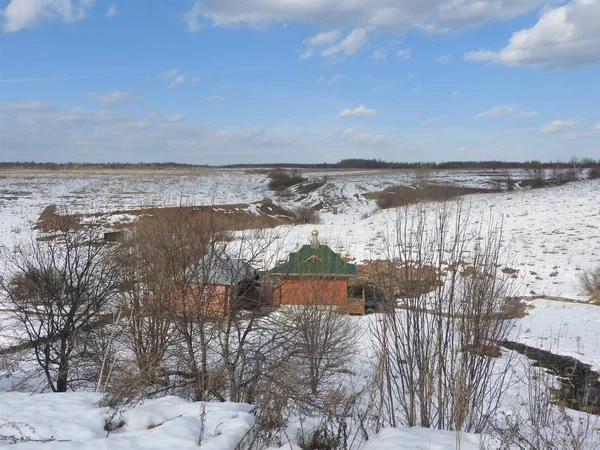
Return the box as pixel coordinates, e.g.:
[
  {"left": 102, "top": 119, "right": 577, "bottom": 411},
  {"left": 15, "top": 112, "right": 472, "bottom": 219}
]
[{"left": 1, "top": 169, "right": 600, "bottom": 448}]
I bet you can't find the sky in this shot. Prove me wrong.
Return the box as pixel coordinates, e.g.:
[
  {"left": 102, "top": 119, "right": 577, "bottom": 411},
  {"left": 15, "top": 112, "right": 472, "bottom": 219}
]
[{"left": 0, "top": 0, "right": 599, "bottom": 165}]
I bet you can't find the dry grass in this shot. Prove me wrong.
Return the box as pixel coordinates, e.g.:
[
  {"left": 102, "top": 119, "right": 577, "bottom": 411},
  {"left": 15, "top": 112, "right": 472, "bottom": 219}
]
[
  {"left": 579, "top": 267, "right": 600, "bottom": 304},
  {"left": 35, "top": 200, "right": 297, "bottom": 236},
  {"left": 364, "top": 184, "right": 493, "bottom": 210}
]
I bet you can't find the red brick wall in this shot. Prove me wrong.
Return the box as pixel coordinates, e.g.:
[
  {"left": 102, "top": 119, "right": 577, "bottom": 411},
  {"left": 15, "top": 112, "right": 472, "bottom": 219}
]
[
  {"left": 170, "top": 284, "right": 230, "bottom": 316},
  {"left": 277, "top": 278, "right": 348, "bottom": 306}
]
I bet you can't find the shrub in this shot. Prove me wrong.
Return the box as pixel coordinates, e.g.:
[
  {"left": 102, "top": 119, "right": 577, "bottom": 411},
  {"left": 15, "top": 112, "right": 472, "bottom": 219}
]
[
  {"left": 293, "top": 206, "right": 320, "bottom": 224},
  {"left": 267, "top": 169, "right": 306, "bottom": 191},
  {"left": 588, "top": 168, "right": 600, "bottom": 179},
  {"left": 579, "top": 267, "right": 600, "bottom": 303}
]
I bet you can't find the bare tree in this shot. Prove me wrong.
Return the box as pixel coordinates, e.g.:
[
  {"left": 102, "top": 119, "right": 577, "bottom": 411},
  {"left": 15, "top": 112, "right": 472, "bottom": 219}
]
[
  {"left": 0, "top": 225, "right": 124, "bottom": 392},
  {"left": 371, "top": 201, "right": 516, "bottom": 433}
]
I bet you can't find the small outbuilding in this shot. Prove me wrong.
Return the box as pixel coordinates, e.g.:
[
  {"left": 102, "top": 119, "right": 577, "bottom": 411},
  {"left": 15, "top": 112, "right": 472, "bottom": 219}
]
[{"left": 170, "top": 252, "right": 262, "bottom": 316}]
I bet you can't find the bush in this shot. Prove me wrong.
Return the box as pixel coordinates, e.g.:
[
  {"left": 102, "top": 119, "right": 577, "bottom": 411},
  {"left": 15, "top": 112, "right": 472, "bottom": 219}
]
[
  {"left": 588, "top": 168, "right": 600, "bottom": 179},
  {"left": 267, "top": 169, "right": 306, "bottom": 191},
  {"left": 579, "top": 267, "right": 600, "bottom": 303},
  {"left": 293, "top": 206, "right": 320, "bottom": 224}
]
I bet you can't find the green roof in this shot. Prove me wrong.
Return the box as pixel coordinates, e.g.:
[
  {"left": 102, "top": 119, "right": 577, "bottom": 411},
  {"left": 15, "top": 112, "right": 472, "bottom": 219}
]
[{"left": 271, "top": 244, "right": 356, "bottom": 277}]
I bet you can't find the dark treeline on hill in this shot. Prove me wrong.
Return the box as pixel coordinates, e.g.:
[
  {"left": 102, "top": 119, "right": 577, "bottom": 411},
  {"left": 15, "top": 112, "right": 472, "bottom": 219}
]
[{"left": 1, "top": 158, "right": 599, "bottom": 170}]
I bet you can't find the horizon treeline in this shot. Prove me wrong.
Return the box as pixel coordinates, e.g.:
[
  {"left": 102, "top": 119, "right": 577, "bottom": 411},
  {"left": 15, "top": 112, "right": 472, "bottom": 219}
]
[{"left": 0, "top": 157, "right": 599, "bottom": 171}]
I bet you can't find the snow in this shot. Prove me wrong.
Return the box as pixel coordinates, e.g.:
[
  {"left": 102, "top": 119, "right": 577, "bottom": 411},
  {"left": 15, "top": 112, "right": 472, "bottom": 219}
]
[
  {"left": 1, "top": 169, "right": 600, "bottom": 448},
  {"left": 514, "top": 298, "right": 600, "bottom": 370},
  {"left": 0, "top": 393, "right": 255, "bottom": 449},
  {"left": 362, "top": 427, "right": 486, "bottom": 450}
]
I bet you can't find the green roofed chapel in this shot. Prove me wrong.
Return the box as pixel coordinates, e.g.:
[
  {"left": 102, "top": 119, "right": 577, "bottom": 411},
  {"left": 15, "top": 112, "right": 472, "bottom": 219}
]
[{"left": 270, "top": 230, "right": 361, "bottom": 310}]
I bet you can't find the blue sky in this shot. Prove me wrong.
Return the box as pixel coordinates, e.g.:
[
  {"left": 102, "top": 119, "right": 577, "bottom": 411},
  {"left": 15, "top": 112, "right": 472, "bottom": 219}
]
[{"left": 1, "top": 0, "right": 599, "bottom": 164}]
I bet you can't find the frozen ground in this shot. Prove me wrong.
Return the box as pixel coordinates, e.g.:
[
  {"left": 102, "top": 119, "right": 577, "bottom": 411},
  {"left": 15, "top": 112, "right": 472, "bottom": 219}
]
[{"left": 1, "top": 169, "right": 600, "bottom": 448}]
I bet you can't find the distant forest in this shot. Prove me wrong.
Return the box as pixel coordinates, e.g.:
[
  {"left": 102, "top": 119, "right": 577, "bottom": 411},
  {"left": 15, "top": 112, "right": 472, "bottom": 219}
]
[{"left": 1, "top": 158, "right": 599, "bottom": 171}]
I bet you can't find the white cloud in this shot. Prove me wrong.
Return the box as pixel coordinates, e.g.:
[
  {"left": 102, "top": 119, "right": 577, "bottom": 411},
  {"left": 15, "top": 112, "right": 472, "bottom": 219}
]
[
  {"left": 411, "top": 85, "right": 421, "bottom": 92},
  {"left": 88, "top": 91, "right": 135, "bottom": 105},
  {"left": 339, "top": 105, "right": 378, "bottom": 118},
  {"left": 187, "top": 0, "right": 548, "bottom": 32},
  {"left": 474, "top": 105, "right": 517, "bottom": 119},
  {"left": 423, "top": 118, "right": 440, "bottom": 125},
  {"left": 397, "top": 48, "right": 411, "bottom": 60},
  {"left": 3, "top": 0, "right": 93, "bottom": 32},
  {"left": 316, "top": 76, "right": 325, "bottom": 84},
  {"left": 372, "top": 49, "right": 388, "bottom": 60},
  {"left": 435, "top": 54, "right": 452, "bottom": 63},
  {"left": 106, "top": 4, "right": 117, "bottom": 18},
  {"left": 463, "top": 0, "right": 600, "bottom": 68},
  {"left": 540, "top": 119, "right": 585, "bottom": 133},
  {"left": 321, "top": 28, "right": 369, "bottom": 58},
  {"left": 456, "top": 146, "right": 469, "bottom": 152},
  {"left": 305, "top": 30, "right": 341, "bottom": 46},
  {"left": 512, "top": 111, "right": 539, "bottom": 119},
  {"left": 481, "top": 136, "right": 496, "bottom": 143},
  {"left": 560, "top": 122, "right": 600, "bottom": 140},
  {"left": 169, "top": 75, "right": 185, "bottom": 89},
  {"left": 191, "top": 76, "right": 202, "bottom": 83},
  {"left": 206, "top": 95, "right": 222, "bottom": 101},
  {"left": 406, "top": 73, "right": 415, "bottom": 79},
  {"left": 183, "top": 1, "right": 203, "bottom": 32},
  {"left": 298, "top": 48, "right": 314, "bottom": 60}
]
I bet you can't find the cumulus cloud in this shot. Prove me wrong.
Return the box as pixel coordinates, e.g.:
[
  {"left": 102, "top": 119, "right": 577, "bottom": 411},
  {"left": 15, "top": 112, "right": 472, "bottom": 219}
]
[
  {"left": 106, "top": 4, "right": 118, "bottom": 18},
  {"left": 474, "top": 105, "right": 517, "bottom": 119},
  {"left": 540, "top": 119, "right": 585, "bottom": 133},
  {"left": 463, "top": 0, "right": 600, "bottom": 68},
  {"left": 88, "top": 91, "right": 135, "bottom": 106},
  {"left": 339, "top": 105, "right": 378, "bottom": 118},
  {"left": 185, "top": 0, "right": 548, "bottom": 32},
  {"left": 3, "top": 0, "right": 93, "bottom": 32}
]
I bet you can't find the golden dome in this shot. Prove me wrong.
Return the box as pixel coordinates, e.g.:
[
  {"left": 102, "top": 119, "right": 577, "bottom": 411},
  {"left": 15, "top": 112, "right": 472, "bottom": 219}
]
[{"left": 311, "top": 229, "right": 319, "bottom": 236}]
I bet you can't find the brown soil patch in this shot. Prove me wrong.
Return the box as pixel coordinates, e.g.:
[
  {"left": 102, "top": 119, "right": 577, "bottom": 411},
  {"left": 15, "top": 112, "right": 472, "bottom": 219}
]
[{"left": 364, "top": 184, "right": 495, "bottom": 210}]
